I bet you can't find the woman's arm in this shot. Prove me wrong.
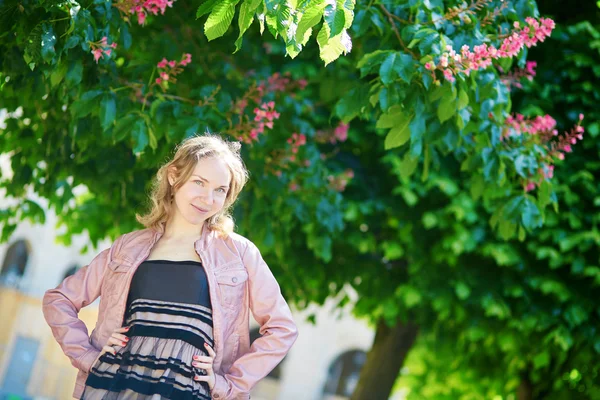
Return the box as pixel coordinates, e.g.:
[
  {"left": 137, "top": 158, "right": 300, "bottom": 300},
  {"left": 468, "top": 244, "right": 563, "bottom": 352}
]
[
  {"left": 211, "top": 240, "right": 299, "bottom": 400},
  {"left": 42, "top": 244, "right": 115, "bottom": 373}
]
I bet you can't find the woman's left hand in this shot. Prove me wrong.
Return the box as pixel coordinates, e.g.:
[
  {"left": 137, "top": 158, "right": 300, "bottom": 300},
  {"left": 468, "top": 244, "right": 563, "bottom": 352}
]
[{"left": 192, "top": 342, "right": 216, "bottom": 390}]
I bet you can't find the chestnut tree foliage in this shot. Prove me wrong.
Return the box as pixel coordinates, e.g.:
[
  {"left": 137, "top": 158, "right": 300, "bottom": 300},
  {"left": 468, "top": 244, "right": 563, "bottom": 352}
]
[{"left": 1, "top": 0, "right": 598, "bottom": 398}]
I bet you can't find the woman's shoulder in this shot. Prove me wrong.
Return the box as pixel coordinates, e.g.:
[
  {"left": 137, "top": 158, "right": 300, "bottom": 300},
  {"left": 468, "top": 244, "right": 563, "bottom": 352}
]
[{"left": 110, "top": 228, "right": 156, "bottom": 258}]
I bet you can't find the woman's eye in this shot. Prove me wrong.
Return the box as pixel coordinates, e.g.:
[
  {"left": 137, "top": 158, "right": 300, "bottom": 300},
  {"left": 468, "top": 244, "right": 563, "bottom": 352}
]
[
  {"left": 217, "top": 188, "right": 226, "bottom": 193},
  {"left": 194, "top": 180, "right": 203, "bottom": 185}
]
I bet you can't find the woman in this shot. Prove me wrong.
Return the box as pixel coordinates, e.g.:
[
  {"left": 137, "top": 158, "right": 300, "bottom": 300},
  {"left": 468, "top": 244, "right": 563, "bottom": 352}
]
[{"left": 43, "top": 134, "right": 298, "bottom": 399}]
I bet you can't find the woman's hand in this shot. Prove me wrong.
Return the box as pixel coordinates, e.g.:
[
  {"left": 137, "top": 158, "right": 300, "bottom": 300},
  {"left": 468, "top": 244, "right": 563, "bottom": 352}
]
[
  {"left": 91, "top": 326, "right": 130, "bottom": 367},
  {"left": 192, "top": 342, "right": 216, "bottom": 390}
]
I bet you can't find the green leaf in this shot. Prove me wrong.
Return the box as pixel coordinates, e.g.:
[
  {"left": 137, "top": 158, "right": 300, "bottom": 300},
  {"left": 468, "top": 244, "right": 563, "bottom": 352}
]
[
  {"left": 357, "top": 50, "right": 392, "bottom": 77},
  {"left": 316, "top": 23, "right": 351, "bottom": 66},
  {"left": 377, "top": 105, "right": 404, "bottom": 129},
  {"left": 205, "top": 0, "right": 239, "bottom": 41},
  {"left": 533, "top": 351, "right": 550, "bottom": 369},
  {"left": 132, "top": 118, "right": 149, "bottom": 154},
  {"left": 379, "top": 52, "right": 415, "bottom": 85},
  {"left": 50, "top": 63, "right": 67, "bottom": 88},
  {"left": 521, "top": 197, "right": 543, "bottom": 229},
  {"left": 455, "top": 281, "right": 471, "bottom": 300},
  {"left": 323, "top": 0, "right": 345, "bottom": 37},
  {"left": 113, "top": 113, "right": 137, "bottom": 142},
  {"left": 296, "top": 0, "right": 326, "bottom": 44},
  {"left": 399, "top": 153, "right": 418, "bottom": 180},
  {"left": 100, "top": 94, "right": 116, "bottom": 132},
  {"left": 457, "top": 88, "right": 469, "bottom": 109},
  {"left": 65, "top": 60, "right": 83, "bottom": 86},
  {"left": 437, "top": 91, "right": 456, "bottom": 123},
  {"left": 70, "top": 90, "right": 103, "bottom": 118},
  {"left": 196, "top": 0, "right": 220, "bottom": 18},
  {"left": 384, "top": 110, "right": 413, "bottom": 150},
  {"left": 334, "top": 84, "right": 369, "bottom": 123},
  {"left": 234, "top": 0, "right": 262, "bottom": 52},
  {"left": 41, "top": 24, "right": 56, "bottom": 63}
]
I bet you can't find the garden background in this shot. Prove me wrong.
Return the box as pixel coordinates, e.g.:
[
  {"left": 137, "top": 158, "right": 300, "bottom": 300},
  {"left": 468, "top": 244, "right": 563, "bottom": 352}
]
[{"left": 0, "top": 0, "right": 599, "bottom": 399}]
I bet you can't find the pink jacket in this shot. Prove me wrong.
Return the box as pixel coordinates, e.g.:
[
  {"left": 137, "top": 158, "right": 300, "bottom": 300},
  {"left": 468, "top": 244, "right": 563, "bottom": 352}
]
[{"left": 42, "top": 225, "right": 298, "bottom": 399}]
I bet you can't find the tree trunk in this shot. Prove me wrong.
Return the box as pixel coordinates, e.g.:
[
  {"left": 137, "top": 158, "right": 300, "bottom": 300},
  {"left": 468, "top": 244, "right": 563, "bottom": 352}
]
[
  {"left": 350, "top": 318, "right": 419, "bottom": 400},
  {"left": 517, "top": 374, "right": 533, "bottom": 400}
]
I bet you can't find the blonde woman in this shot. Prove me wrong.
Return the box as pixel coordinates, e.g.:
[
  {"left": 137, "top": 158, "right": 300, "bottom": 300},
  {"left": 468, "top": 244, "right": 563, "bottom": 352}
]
[{"left": 43, "top": 134, "right": 298, "bottom": 399}]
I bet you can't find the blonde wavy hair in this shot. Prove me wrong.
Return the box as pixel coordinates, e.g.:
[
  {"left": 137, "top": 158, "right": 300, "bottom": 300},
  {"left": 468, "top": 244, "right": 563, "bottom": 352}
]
[{"left": 137, "top": 133, "right": 249, "bottom": 237}]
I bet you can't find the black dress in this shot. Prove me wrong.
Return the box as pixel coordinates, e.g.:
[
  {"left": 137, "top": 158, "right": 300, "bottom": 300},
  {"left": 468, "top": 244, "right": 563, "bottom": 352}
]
[{"left": 82, "top": 260, "right": 214, "bottom": 400}]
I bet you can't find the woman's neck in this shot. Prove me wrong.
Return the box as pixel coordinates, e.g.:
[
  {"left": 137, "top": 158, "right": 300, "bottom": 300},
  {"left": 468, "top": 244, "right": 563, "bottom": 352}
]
[{"left": 163, "top": 214, "right": 205, "bottom": 242}]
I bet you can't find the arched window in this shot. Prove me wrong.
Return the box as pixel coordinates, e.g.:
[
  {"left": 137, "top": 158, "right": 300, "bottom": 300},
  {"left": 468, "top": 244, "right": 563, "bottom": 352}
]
[
  {"left": 62, "top": 264, "right": 81, "bottom": 281},
  {"left": 322, "top": 349, "right": 367, "bottom": 398},
  {"left": 0, "top": 239, "right": 30, "bottom": 287},
  {"left": 250, "top": 327, "right": 284, "bottom": 379}
]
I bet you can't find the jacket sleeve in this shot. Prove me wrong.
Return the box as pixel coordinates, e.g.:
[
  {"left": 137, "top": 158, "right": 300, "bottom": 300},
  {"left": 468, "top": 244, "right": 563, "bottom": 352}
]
[
  {"left": 42, "top": 242, "right": 116, "bottom": 373},
  {"left": 211, "top": 240, "right": 299, "bottom": 400}
]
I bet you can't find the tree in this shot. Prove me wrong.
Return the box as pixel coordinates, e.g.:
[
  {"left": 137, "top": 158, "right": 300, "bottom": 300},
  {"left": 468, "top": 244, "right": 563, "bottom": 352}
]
[{"left": 1, "top": 0, "right": 595, "bottom": 399}]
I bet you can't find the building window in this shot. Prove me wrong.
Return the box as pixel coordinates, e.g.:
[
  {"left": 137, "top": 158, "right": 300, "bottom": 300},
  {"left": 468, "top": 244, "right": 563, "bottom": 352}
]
[
  {"left": 250, "top": 327, "right": 284, "bottom": 380},
  {"left": 0, "top": 239, "right": 30, "bottom": 288},
  {"left": 62, "top": 264, "right": 81, "bottom": 281},
  {"left": 322, "top": 350, "right": 367, "bottom": 398},
  {"left": 0, "top": 335, "right": 40, "bottom": 397}
]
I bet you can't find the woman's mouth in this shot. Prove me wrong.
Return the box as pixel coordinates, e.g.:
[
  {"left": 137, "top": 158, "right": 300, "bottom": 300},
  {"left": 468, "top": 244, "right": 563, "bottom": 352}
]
[{"left": 192, "top": 204, "right": 209, "bottom": 213}]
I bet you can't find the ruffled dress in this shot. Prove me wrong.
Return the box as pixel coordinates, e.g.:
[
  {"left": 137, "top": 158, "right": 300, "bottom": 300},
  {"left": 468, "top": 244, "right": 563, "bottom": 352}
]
[{"left": 81, "top": 259, "right": 214, "bottom": 400}]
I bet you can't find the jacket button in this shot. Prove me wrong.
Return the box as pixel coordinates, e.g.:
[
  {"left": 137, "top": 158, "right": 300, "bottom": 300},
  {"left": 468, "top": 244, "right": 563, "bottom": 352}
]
[{"left": 232, "top": 277, "right": 238, "bottom": 283}]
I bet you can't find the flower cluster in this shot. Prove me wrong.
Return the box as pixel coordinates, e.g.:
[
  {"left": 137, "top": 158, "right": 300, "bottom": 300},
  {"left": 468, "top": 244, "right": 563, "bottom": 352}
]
[
  {"left": 503, "top": 113, "right": 557, "bottom": 138},
  {"left": 246, "top": 102, "right": 281, "bottom": 142},
  {"left": 269, "top": 133, "right": 311, "bottom": 179},
  {"left": 286, "top": 133, "right": 307, "bottom": 160},
  {"left": 500, "top": 61, "right": 537, "bottom": 90},
  {"left": 154, "top": 53, "right": 192, "bottom": 87},
  {"left": 504, "top": 113, "right": 585, "bottom": 192},
  {"left": 425, "top": 17, "right": 555, "bottom": 82},
  {"left": 315, "top": 122, "right": 349, "bottom": 145},
  {"left": 327, "top": 169, "right": 355, "bottom": 192},
  {"left": 228, "top": 72, "right": 308, "bottom": 144},
  {"left": 114, "top": 0, "right": 175, "bottom": 25},
  {"left": 90, "top": 36, "right": 117, "bottom": 63}
]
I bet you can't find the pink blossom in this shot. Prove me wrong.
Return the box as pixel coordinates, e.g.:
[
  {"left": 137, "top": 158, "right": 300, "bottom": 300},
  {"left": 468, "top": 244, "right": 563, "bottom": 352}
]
[
  {"left": 334, "top": 123, "right": 349, "bottom": 142},
  {"left": 525, "top": 182, "right": 536, "bottom": 192},
  {"left": 298, "top": 79, "right": 308, "bottom": 89},
  {"left": 579, "top": 113, "right": 584, "bottom": 121},
  {"left": 156, "top": 77, "right": 162, "bottom": 84},
  {"left": 443, "top": 69, "right": 455, "bottom": 82},
  {"left": 425, "top": 62, "right": 434, "bottom": 70},
  {"left": 557, "top": 152, "right": 565, "bottom": 160},
  {"left": 137, "top": 11, "right": 146, "bottom": 25},
  {"left": 434, "top": 18, "right": 554, "bottom": 81},
  {"left": 157, "top": 58, "right": 168, "bottom": 68},
  {"left": 92, "top": 48, "right": 103, "bottom": 63},
  {"left": 179, "top": 53, "right": 192, "bottom": 66},
  {"left": 168, "top": 60, "right": 176, "bottom": 68},
  {"left": 160, "top": 72, "right": 169, "bottom": 81},
  {"left": 289, "top": 182, "right": 299, "bottom": 191},
  {"left": 563, "top": 144, "right": 572, "bottom": 152},
  {"left": 110, "top": 42, "right": 118, "bottom": 49},
  {"left": 103, "top": 49, "right": 112, "bottom": 57}
]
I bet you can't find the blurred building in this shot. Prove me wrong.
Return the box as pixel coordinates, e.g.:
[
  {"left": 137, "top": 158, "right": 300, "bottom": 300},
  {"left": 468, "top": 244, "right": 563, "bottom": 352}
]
[{"left": 0, "top": 198, "right": 379, "bottom": 400}]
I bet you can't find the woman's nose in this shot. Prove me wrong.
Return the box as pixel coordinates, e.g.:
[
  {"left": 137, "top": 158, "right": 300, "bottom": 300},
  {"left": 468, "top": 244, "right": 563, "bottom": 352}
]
[{"left": 199, "top": 189, "right": 213, "bottom": 204}]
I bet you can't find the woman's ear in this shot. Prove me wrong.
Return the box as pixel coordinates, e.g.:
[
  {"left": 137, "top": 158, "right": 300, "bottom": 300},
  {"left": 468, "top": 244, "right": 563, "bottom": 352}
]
[{"left": 167, "top": 167, "right": 177, "bottom": 186}]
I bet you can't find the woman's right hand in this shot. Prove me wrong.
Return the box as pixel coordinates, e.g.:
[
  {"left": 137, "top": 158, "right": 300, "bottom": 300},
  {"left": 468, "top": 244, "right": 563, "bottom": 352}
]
[{"left": 91, "top": 326, "right": 130, "bottom": 367}]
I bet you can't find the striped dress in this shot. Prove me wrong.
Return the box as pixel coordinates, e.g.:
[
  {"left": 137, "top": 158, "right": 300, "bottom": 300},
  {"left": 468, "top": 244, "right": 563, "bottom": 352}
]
[{"left": 82, "top": 260, "right": 214, "bottom": 400}]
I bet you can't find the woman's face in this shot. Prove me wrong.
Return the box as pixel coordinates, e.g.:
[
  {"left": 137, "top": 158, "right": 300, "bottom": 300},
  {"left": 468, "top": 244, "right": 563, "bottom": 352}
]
[{"left": 169, "top": 156, "right": 231, "bottom": 227}]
